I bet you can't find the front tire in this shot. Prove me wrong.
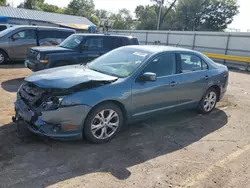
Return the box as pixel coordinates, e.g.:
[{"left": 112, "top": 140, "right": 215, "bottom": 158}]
[
  {"left": 197, "top": 88, "right": 218, "bottom": 114},
  {"left": 83, "top": 103, "right": 124, "bottom": 144},
  {"left": 0, "top": 50, "right": 7, "bottom": 65}
]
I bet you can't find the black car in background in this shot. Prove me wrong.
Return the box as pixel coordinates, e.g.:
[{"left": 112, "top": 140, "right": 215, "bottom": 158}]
[
  {"left": 25, "top": 34, "right": 139, "bottom": 71},
  {"left": 0, "top": 26, "right": 75, "bottom": 64}
]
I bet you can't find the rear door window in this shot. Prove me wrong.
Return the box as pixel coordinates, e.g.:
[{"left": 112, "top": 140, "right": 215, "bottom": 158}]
[
  {"left": 38, "top": 30, "right": 70, "bottom": 45},
  {"left": 103, "top": 37, "right": 123, "bottom": 50},
  {"left": 180, "top": 54, "right": 208, "bottom": 72},
  {"left": 38, "top": 30, "right": 56, "bottom": 40},
  {"left": 83, "top": 37, "right": 104, "bottom": 50},
  {"left": 57, "top": 31, "right": 73, "bottom": 39}
]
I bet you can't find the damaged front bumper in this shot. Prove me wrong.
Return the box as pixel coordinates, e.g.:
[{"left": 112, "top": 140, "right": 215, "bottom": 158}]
[{"left": 13, "top": 99, "right": 91, "bottom": 140}]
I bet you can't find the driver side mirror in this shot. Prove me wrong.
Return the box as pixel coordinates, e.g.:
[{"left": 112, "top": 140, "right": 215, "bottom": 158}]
[{"left": 138, "top": 72, "right": 157, "bottom": 82}]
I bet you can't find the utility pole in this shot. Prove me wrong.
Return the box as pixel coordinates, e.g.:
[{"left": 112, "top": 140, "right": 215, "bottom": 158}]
[{"left": 156, "top": 0, "right": 164, "bottom": 30}]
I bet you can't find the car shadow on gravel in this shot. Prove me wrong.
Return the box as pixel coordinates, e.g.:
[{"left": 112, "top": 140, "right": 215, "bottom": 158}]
[
  {"left": 1, "top": 77, "right": 25, "bottom": 92},
  {"left": 0, "top": 109, "right": 228, "bottom": 188}
]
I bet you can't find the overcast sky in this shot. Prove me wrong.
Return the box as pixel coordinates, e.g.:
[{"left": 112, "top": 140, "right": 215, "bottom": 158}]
[{"left": 7, "top": 0, "right": 250, "bottom": 31}]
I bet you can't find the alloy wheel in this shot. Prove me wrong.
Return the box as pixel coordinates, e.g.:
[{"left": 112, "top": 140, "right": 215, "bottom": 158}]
[
  {"left": 203, "top": 91, "right": 217, "bottom": 112},
  {"left": 91, "top": 109, "right": 119, "bottom": 140},
  {"left": 0, "top": 53, "right": 4, "bottom": 64}
]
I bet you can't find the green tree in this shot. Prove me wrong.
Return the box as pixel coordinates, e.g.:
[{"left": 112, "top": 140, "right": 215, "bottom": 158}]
[
  {"left": 135, "top": 5, "right": 158, "bottom": 30},
  {"left": 175, "top": 0, "right": 239, "bottom": 31},
  {"left": 40, "top": 3, "right": 65, "bottom": 14},
  {"left": 135, "top": 0, "right": 239, "bottom": 31},
  {"left": 152, "top": 0, "right": 178, "bottom": 29},
  {"left": 65, "top": 0, "right": 95, "bottom": 17},
  {"left": 89, "top": 15, "right": 99, "bottom": 26},
  {"left": 95, "top": 9, "right": 109, "bottom": 19},
  {"left": 109, "top": 9, "right": 134, "bottom": 30},
  {"left": 17, "top": 0, "right": 44, "bottom": 9},
  {"left": 0, "top": 0, "right": 7, "bottom": 6}
]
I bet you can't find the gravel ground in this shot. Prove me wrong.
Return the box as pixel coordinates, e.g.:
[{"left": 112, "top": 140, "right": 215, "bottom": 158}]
[{"left": 0, "top": 64, "right": 250, "bottom": 188}]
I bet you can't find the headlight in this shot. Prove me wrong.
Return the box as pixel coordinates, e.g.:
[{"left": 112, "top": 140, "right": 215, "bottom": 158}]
[
  {"left": 60, "top": 97, "right": 81, "bottom": 107},
  {"left": 36, "top": 53, "right": 40, "bottom": 61},
  {"left": 40, "top": 96, "right": 63, "bottom": 111}
]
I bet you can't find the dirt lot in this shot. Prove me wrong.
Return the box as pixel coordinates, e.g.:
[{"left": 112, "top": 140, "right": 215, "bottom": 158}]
[{"left": 0, "top": 64, "right": 250, "bottom": 188}]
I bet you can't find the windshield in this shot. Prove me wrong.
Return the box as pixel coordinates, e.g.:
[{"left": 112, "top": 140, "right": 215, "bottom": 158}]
[
  {"left": 88, "top": 48, "right": 150, "bottom": 78},
  {"left": 60, "top": 35, "right": 84, "bottom": 49}
]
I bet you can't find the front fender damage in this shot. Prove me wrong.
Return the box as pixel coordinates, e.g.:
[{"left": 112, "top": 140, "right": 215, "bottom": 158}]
[{"left": 13, "top": 79, "right": 115, "bottom": 139}]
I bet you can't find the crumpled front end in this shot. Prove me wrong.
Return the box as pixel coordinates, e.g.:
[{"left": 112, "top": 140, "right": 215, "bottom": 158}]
[{"left": 13, "top": 81, "right": 91, "bottom": 139}]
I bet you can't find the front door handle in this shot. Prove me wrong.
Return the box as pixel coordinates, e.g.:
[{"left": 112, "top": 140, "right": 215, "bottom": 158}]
[
  {"left": 204, "top": 75, "right": 209, "bottom": 80},
  {"left": 170, "top": 81, "right": 177, "bottom": 87}
]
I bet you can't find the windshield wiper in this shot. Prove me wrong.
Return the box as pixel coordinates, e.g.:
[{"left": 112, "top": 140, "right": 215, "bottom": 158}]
[{"left": 59, "top": 45, "right": 70, "bottom": 49}]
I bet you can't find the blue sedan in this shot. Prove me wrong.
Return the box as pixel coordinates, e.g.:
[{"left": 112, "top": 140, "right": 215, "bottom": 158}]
[{"left": 13, "top": 45, "right": 228, "bottom": 143}]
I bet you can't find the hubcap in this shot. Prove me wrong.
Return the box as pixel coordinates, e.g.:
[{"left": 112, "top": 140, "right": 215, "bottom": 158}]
[
  {"left": 0, "top": 53, "right": 4, "bottom": 64},
  {"left": 203, "top": 91, "right": 217, "bottom": 112},
  {"left": 91, "top": 109, "right": 119, "bottom": 140}
]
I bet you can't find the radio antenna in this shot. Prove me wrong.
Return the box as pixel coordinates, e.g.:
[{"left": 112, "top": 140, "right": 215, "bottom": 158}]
[{"left": 176, "top": 37, "right": 183, "bottom": 47}]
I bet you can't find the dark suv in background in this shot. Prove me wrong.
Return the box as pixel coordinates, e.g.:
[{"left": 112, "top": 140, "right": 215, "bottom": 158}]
[
  {"left": 0, "top": 26, "right": 75, "bottom": 64},
  {"left": 25, "top": 34, "right": 139, "bottom": 71}
]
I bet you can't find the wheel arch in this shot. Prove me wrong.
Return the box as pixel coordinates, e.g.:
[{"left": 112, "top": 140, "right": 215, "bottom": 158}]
[
  {"left": 208, "top": 85, "right": 221, "bottom": 102},
  {"left": 0, "top": 48, "right": 9, "bottom": 59},
  {"left": 86, "top": 100, "right": 128, "bottom": 125}
]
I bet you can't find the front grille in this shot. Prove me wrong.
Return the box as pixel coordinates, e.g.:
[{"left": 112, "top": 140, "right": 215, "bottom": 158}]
[{"left": 19, "top": 82, "right": 46, "bottom": 106}]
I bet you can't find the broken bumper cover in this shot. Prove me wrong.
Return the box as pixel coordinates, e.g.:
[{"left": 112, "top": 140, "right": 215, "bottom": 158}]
[{"left": 13, "top": 99, "right": 91, "bottom": 140}]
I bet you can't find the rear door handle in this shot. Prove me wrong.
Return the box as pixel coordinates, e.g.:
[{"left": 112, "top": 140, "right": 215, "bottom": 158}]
[
  {"left": 204, "top": 75, "right": 209, "bottom": 80},
  {"left": 170, "top": 81, "right": 177, "bottom": 87}
]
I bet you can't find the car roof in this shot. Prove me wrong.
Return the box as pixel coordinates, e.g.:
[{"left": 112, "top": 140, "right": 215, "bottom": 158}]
[
  {"left": 10, "top": 25, "right": 75, "bottom": 32},
  {"left": 123, "top": 45, "right": 197, "bottom": 54},
  {"left": 73, "top": 33, "right": 137, "bottom": 38}
]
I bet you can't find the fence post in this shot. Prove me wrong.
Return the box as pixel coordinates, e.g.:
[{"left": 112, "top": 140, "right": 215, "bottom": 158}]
[
  {"left": 192, "top": 33, "right": 196, "bottom": 50},
  {"left": 166, "top": 32, "right": 169, "bottom": 46},
  {"left": 224, "top": 34, "right": 231, "bottom": 65},
  {"left": 146, "top": 32, "right": 148, "bottom": 45}
]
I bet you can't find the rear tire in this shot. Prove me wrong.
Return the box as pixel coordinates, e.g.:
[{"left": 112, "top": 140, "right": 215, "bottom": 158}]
[
  {"left": 83, "top": 103, "right": 124, "bottom": 144},
  {"left": 197, "top": 88, "right": 218, "bottom": 114},
  {"left": 0, "top": 50, "right": 7, "bottom": 65}
]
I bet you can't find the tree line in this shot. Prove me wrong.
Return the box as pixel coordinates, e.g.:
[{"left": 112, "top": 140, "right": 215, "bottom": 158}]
[{"left": 0, "top": 0, "right": 239, "bottom": 31}]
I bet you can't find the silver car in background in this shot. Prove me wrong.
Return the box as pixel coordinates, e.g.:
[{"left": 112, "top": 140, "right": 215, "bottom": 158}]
[{"left": 0, "top": 25, "right": 75, "bottom": 64}]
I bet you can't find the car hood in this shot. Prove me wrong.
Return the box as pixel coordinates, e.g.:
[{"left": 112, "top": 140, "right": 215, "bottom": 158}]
[
  {"left": 25, "top": 65, "right": 118, "bottom": 89},
  {"left": 31, "top": 46, "right": 73, "bottom": 53}
]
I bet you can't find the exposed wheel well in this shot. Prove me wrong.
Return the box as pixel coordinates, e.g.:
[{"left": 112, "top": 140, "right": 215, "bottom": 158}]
[
  {"left": 88, "top": 100, "right": 128, "bottom": 123},
  {"left": 209, "top": 85, "right": 221, "bottom": 102}
]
